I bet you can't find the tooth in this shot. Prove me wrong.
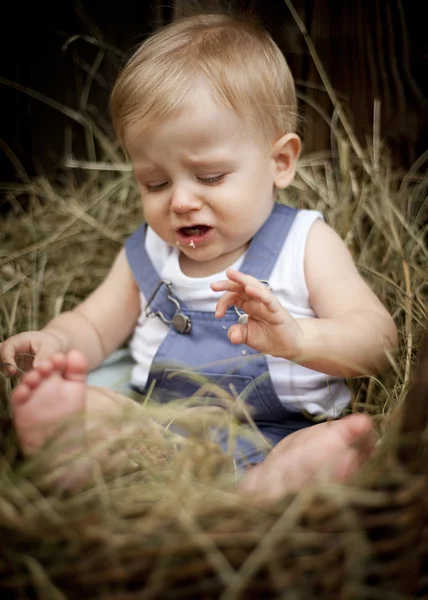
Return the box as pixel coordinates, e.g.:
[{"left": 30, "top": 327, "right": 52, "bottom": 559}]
[{"left": 189, "top": 240, "right": 195, "bottom": 248}]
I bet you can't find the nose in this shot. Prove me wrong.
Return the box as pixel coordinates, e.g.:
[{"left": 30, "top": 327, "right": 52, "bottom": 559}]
[{"left": 170, "top": 185, "right": 202, "bottom": 214}]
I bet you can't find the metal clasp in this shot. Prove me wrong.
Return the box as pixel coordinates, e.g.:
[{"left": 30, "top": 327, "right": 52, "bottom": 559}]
[{"left": 145, "top": 280, "right": 192, "bottom": 334}]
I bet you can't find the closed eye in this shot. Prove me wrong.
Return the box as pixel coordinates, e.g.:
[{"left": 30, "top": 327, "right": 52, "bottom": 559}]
[
  {"left": 198, "top": 174, "right": 226, "bottom": 185},
  {"left": 145, "top": 174, "right": 226, "bottom": 192},
  {"left": 146, "top": 181, "right": 169, "bottom": 192}
]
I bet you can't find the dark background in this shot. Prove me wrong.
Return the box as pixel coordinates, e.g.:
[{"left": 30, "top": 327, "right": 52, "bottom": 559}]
[{"left": 1, "top": 0, "right": 426, "bottom": 183}]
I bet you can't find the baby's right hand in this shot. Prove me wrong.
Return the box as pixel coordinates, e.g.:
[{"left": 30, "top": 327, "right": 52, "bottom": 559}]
[{"left": 0, "top": 331, "right": 65, "bottom": 376}]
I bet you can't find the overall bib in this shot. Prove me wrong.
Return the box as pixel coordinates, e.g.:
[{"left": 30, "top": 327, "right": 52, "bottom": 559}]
[{"left": 125, "top": 204, "right": 315, "bottom": 466}]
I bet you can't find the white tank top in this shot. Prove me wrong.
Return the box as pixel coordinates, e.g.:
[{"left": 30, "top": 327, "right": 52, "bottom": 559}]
[{"left": 130, "top": 209, "right": 351, "bottom": 417}]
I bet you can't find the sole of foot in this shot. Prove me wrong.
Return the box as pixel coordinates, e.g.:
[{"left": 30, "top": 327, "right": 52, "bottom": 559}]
[
  {"left": 238, "top": 414, "right": 375, "bottom": 502},
  {"left": 11, "top": 350, "right": 88, "bottom": 454}
]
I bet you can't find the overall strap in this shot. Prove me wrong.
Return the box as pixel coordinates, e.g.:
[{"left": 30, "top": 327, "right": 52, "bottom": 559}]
[
  {"left": 240, "top": 203, "right": 298, "bottom": 280},
  {"left": 125, "top": 225, "right": 180, "bottom": 320}
]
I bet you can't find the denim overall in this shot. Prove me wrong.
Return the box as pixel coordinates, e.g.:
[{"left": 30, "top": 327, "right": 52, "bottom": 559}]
[{"left": 125, "top": 203, "right": 315, "bottom": 466}]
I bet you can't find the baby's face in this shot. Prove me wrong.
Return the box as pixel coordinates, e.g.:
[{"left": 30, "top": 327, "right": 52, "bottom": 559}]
[{"left": 126, "top": 88, "right": 278, "bottom": 277}]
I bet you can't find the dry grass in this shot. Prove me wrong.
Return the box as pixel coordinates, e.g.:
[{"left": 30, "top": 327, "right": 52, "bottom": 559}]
[
  {"left": 1, "top": 133, "right": 426, "bottom": 416},
  {"left": 0, "top": 4, "right": 427, "bottom": 590},
  {"left": 0, "top": 133, "right": 427, "bottom": 597}
]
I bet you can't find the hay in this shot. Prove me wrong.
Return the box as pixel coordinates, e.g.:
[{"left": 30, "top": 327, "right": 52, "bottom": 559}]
[{"left": 0, "top": 118, "right": 427, "bottom": 596}]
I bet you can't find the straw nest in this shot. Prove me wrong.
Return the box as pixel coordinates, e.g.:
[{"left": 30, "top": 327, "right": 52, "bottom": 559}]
[{"left": 0, "top": 133, "right": 427, "bottom": 599}]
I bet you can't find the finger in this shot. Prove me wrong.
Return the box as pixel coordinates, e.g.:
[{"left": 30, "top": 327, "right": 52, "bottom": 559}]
[
  {"left": 0, "top": 338, "right": 34, "bottom": 374},
  {"left": 0, "top": 361, "right": 15, "bottom": 377},
  {"left": 243, "top": 284, "right": 278, "bottom": 311},
  {"left": 15, "top": 353, "right": 35, "bottom": 375},
  {"left": 215, "top": 287, "right": 281, "bottom": 321},
  {"left": 0, "top": 342, "right": 16, "bottom": 372},
  {"left": 238, "top": 299, "right": 285, "bottom": 325},
  {"left": 210, "top": 279, "right": 243, "bottom": 293},
  {"left": 215, "top": 289, "right": 256, "bottom": 317},
  {"left": 215, "top": 292, "right": 238, "bottom": 317},
  {"left": 225, "top": 270, "right": 276, "bottom": 305},
  {"left": 0, "top": 340, "right": 16, "bottom": 375},
  {"left": 228, "top": 324, "right": 246, "bottom": 345},
  {"left": 243, "top": 289, "right": 298, "bottom": 329},
  {"left": 226, "top": 268, "right": 267, "bottom": 290}
]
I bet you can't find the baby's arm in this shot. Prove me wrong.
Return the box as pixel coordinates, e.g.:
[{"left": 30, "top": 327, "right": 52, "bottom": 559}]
[
  {"left": 1, "top": 249, "right": 141, "bottom": 374},
  {"left": 212, "top": 221, "right": 397, "bottom": 378},
  {"left": 296, "top": 220, "right": 397, "bottom": 376}
]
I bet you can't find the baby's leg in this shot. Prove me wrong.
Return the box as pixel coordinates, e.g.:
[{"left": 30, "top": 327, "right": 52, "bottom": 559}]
[
  {"left": 10, "top": 350, "right": 151, "bottom": 455},
  {"left": 12, "top": 354, "right": 374, "bottom": 501},
  {"left": 10, "top": 350, "right": 165, "bottom": 490},
  {"left": 238, "top": 414, "right": 375, "bottom": 502}
]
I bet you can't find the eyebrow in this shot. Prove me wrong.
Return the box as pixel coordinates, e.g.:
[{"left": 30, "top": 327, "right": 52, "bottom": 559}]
[
  {"left": 133, "top": 166, "right": 162, "bottom": 178},
  {"left": 183, "top": 156, "right": 233, "bottom": 168},
  {"left": 134, "top": 157, "right": 233, "bottom": 178}
]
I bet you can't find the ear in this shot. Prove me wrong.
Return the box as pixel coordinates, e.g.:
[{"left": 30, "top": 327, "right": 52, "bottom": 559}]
[{"left": 271, "top": 133, "right": 301, "bottom": 189}]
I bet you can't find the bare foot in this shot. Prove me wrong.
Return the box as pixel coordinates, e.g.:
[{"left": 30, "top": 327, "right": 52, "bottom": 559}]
[
  {"left": 238, "top": 414, "right": 375, "bottom": 502},
  {"left": 11, "top": 350, "right": 88, "bottom": 454}
]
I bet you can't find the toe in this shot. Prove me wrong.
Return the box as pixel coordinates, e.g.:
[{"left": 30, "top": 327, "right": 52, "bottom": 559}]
[
  {"left": 334, "top": 415, "right": 376, "bottom": 481},
  {"left": 51, "top": 353, "right": 68, "bottom": 371},
  {"left": 341, "top": 413, "right": 373, "bottom": 442},
  {"left": 347, "top": 414, "right": 376, "bottom": 457},
  {"left": 21, "top": 370, "right": 44, "bottom": 389},
  {"left": 36, "top": 359, "right": 56, "bottom": 377},
  {"left": 64, "top": 350, "right": 88, "bottom": 382},
  {"left": 11, "top": 382, "right": 32, "bottom": 406}
]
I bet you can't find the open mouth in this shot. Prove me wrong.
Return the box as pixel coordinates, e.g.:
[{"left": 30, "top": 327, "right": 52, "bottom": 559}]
[
  {"left": 176, "top": 225, "right": 212, "bottom": 247},
  {"left": 178, "top": 225, "right": 211, "bottom": 237}
]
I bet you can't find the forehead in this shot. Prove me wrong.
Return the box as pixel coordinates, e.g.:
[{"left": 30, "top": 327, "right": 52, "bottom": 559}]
[{"left": 124, "top": 84, "right": 267, "bottom": 158}]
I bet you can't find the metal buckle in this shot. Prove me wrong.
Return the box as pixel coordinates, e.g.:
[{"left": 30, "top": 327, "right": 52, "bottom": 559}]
[{"left": 145, "top": 280, "right": 192, "bottom": 334}]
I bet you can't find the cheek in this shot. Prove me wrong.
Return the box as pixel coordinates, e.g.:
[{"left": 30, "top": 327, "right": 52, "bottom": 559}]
[
  {"left": 253, "top": 167, "right": 275, "bottom": 189},
  {"left": 140, "top": 201, "right": 162, "bottom": 229},
  {"left": 216, "top": 191, "right": 247, "bottom": 217},
  {"left": 140, "top": 193, "right": 165, "bottom": 213}
]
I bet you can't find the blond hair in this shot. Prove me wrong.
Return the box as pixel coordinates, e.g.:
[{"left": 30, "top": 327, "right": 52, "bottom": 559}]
[{"left": 111, "top": 13, "right": 297, "bottom": 148}]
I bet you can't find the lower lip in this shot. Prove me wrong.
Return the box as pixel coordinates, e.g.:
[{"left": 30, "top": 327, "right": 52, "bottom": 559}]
[{"left": 176, "top": 227, "right": 213, "bottom": 247}]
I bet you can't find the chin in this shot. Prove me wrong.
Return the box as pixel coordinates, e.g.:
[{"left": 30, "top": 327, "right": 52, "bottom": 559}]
[{"left": 180, "top": 249, "right": 212, "bottom": 261}]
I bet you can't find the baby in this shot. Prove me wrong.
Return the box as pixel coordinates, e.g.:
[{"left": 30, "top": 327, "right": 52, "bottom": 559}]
[{"left": 1, "top": 14, "right": 397, "bottom": 499}]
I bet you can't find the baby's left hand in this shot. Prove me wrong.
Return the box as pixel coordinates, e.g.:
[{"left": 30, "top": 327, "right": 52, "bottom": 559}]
[{"left": 211, "top": 269, "right": 304, "bottom": 358}]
